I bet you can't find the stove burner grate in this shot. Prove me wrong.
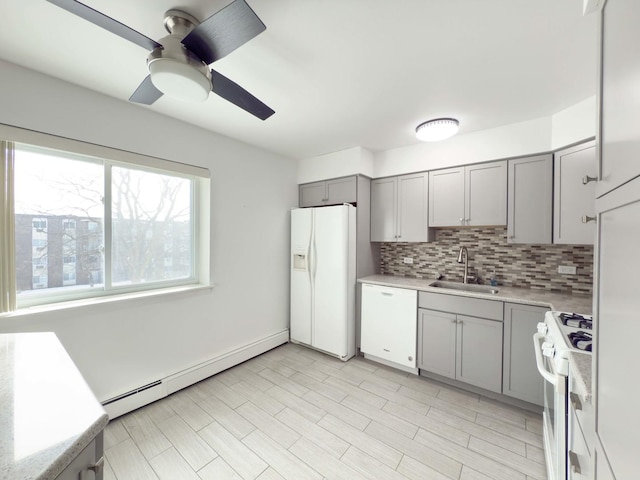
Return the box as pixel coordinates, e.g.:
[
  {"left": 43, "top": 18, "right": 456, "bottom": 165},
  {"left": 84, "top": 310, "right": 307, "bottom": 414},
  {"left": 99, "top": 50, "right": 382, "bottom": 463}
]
[
  {"left": 568, "top": 331, "right": 593, "bottom": 351},
  {"left": 560, "top": 313, "right": 593, "bottom": 330}
]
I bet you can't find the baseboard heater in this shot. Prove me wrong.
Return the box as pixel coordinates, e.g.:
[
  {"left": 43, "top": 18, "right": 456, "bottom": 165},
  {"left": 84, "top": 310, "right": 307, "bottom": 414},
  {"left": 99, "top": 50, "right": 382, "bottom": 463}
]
[{"left": 102, "top": 380, "right": 163, "bottom": 406}]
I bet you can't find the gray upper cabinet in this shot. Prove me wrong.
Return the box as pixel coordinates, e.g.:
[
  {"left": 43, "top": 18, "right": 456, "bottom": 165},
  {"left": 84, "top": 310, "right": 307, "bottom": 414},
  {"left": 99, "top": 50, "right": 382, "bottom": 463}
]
[
  {"left": 299, "top": 176, "right": 357, "bottom": 207},
  {"left": 502, "top": 302, "right": 546, "bottom": 406},
  {"left": 429, "top": 161, "right": 507, "bottom": 227},
  {"left": 553, "top": 141, "right": 597, "bottom": 245},
  {"left": 371, "top": 172, "right": 431, "bottom": 242},
  {"left": 598, "top": 0, "right": 640, "bottom": 197},
  {"left": 507, "top": 154, "right": 553, "bottom": 244}
]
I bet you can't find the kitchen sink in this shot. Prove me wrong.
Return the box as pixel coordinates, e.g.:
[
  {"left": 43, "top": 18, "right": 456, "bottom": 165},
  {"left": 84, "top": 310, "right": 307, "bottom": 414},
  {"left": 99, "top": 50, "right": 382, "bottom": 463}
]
[{"left": 429, "top": 281, "right": 499, "bottom": 295}]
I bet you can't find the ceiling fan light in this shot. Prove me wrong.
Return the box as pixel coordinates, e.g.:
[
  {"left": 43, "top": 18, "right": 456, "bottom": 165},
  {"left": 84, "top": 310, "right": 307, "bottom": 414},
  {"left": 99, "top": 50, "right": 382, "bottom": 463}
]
[
  {"left": 415, "top": 118, "right": 460, "bottom": 142},
  {"left": 149, "top": 58, "right": 211, "bottom": 102}
]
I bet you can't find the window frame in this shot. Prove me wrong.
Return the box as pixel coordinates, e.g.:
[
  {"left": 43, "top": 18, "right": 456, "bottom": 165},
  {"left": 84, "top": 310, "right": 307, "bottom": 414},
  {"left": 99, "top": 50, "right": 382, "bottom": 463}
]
[{"left": 1, "top": 123, "right": 210, "bottom": 312}]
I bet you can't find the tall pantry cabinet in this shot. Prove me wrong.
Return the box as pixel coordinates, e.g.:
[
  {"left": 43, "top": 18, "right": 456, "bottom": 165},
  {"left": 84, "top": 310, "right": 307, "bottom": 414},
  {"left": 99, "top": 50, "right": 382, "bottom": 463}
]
[{"left": 593, "top": 0, "right": 640, "bottom": 478}]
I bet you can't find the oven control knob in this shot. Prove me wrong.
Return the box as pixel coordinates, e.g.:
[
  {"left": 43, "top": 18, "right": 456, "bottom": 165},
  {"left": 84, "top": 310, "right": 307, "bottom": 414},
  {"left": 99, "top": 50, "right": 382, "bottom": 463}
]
[
  {"left": 537, "top": 322, "right": 548, "bottom": 334},
  {"left": 542, "top": 342, "right": 555, "bottom": 357}
]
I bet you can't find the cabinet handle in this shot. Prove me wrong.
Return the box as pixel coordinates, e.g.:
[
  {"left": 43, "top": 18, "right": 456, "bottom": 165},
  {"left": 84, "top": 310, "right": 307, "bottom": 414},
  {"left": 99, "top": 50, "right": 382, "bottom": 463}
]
[
  {"left": 451, "top": 319, "right": 457, "bottom": 324},
  {"left": 80, "top": 457, "right": 104, "bottom": 479},
  {"left": 459, "top": 217, "right": 464, "bottom": 224},
  {"left": 381, "top": 292, "right": 394, "bottom": 296},
  {"left": 569, "top": 392, "right": 582, "bottom": 411},
  {"left": 568, "top": 451, "right": 581, "bottom": 475},
  {"left": 581, "top": 215, "right": 596, "bottom": 224},
  {"left": 397, "top": 235, "right": 402, "bottom": 239},
  {"left": 582, "top": 175, "right": 597, "bottom": 185}
]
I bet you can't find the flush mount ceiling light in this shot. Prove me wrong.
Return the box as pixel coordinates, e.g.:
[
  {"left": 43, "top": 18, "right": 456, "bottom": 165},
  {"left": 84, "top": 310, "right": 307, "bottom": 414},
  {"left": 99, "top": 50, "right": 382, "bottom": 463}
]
[{"left": 415, "top": 118, "right": 460, "bottom": 142}]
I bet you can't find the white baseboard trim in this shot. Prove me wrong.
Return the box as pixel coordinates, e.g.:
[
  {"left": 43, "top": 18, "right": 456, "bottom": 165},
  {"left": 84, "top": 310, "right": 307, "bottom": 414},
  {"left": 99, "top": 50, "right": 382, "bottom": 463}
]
[{"left": 103, "top": 329, "right": 289, "bottom": 419}]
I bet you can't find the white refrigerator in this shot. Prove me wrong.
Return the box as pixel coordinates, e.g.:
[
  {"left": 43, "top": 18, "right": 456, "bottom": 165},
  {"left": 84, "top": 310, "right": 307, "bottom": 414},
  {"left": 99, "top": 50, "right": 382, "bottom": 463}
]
[{"left": 290, "top": 204, "right": 356, "bottom": 360}]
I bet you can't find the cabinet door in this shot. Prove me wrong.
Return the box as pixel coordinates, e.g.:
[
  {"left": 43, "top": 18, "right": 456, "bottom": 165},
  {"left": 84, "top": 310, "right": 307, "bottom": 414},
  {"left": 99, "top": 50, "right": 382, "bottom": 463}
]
[
  {"left": 428, "top": 167, "right": 465, "bottom": 226},
  {"left": 456, "top": 315, "right": 503, "bottom": 393},
  {"left": 56, "top": 438, "right": 98, "bottom": 480},
  {"left": 299, "top": 181, "right": 326, "bottom": 207},
  {"left": 594, "top": 175, "right": 640, "bottom": 480},
  {"left": 418, "top": 308, "right": 457, "bottom": 379},
  {"left": 326, "top": 176, "right": 357, "bottom": 205},
  {"left": 397, "top": 173, "right": 429, "bottom": 242},
  {"left": 507, "top": 155, "right": 552, "bottom": 244},
  {"left": 466, "top": 161, "right": 507, "bottom": 226},
  {"left": 370, "top": 177, "right": 397, "bottom": 242},
  {"left": 503, "top": 302, "right": 546, "bottom": 406},
  {"left": 598, "top": 0, "right": 640, "bottom": 197},
  {"left": 554, "top": 142, "right": 597, "bottom": 245}
]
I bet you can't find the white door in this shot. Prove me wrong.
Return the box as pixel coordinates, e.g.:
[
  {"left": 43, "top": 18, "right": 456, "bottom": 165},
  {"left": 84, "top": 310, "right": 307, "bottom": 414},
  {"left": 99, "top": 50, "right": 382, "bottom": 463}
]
[
  {"left": 313, "top": 205, "right": 350, "bottom": 356},
  {"left": 290, "top": 208, "right": 313, "bottom": 345}
]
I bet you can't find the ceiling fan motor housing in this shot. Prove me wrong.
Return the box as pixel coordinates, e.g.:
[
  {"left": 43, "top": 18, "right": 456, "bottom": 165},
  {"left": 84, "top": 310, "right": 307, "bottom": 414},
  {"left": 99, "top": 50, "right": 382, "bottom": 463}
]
[{"left": 147, "top": 10, "right": 212, "bottom": 102}]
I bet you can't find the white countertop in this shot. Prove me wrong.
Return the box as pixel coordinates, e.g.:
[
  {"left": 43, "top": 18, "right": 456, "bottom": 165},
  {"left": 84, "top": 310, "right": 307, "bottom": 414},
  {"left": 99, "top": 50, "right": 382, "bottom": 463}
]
[
  {"left": 358, "top": 274, "right": 593, "bottom": 314},
  {"left": 0, "top": 332, "right": 109, "bottom": 480}
]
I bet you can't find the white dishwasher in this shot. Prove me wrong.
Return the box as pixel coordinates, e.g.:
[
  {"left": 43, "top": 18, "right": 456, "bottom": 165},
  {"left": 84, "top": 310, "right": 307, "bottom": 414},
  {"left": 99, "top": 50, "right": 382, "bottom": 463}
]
[{"left": 360, "top": 283, "right": 418, "bottom": 371}]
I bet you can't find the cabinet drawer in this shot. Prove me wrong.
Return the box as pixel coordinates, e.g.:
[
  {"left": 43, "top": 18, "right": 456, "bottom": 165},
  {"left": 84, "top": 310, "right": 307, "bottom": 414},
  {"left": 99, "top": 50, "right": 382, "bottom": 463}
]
[{"left": 418, "top": 291, "right": 503, "bottom": 321}]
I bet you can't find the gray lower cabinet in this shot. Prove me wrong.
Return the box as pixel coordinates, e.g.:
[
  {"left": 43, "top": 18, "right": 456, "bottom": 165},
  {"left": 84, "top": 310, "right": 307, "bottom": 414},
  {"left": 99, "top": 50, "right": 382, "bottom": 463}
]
[
  {"left": 507, "top": 154, "right": 553, "bottom": 244},
  {"left": 299, "top": 176, "right": 357, "bottom": 207},
  {"left": 502, "top": 302, "right": 546, "bottom": 406},
  {"left": 56, "top": 433, "right": 103, "bottom": 480},
  {"left": 418, "top": 307, "right": 503, "bottom": 393}
]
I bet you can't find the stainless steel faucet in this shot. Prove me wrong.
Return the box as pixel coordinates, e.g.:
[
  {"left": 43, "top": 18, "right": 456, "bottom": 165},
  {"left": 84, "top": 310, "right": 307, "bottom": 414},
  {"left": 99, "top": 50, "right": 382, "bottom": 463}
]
[{"left": 457, "top": 246, "right": 469, "bottom": 284}]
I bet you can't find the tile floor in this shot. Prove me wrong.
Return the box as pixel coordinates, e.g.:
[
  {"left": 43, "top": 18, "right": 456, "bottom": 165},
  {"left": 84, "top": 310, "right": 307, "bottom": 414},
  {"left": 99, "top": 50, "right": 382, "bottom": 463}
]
[{"left": 103, "top": 343, "right": 547, "bottom": 480}]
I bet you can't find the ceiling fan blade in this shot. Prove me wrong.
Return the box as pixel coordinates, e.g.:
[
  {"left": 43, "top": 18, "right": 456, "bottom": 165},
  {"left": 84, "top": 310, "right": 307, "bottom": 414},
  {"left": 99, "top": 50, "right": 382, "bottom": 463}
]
[
  {"left": 47, "top": 0, "right": 161, "bottom": 51},
  {"left": 210, "top": 69, "right": 274, "bottom": 120},
  {"left": 182, "top": 0, "right": 266, "bottom": 65},
  {"left": 129, "top": 76, "right": 163, "bottom": 105}
]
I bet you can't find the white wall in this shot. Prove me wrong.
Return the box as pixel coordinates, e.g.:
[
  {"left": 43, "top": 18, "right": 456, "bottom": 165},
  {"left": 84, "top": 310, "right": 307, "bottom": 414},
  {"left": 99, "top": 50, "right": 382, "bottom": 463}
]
[
  {"left": 297, "top": 146, "right": 374, "bottom": 184},
  {"left": 297, "top": 96, "right": 597, "bottom": 181},
  {"left": 0, "top": 60, "right": 298, "bottom": 403}
]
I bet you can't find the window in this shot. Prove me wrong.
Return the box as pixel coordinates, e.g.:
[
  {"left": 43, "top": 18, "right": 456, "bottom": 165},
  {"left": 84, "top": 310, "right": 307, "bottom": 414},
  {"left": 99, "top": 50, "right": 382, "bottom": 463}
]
[{"left": 1, "top": 131, "right": 209, "bottom": 312}]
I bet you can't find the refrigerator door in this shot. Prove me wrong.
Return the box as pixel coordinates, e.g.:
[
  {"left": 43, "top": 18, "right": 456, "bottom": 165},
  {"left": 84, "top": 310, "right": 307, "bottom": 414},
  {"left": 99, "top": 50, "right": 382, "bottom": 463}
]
[
  {"left": 313, "top": 205, "right": 354, "bottom": 357},
  {"left": 290, "top": 208, "right": 313, "bottom": 345}
]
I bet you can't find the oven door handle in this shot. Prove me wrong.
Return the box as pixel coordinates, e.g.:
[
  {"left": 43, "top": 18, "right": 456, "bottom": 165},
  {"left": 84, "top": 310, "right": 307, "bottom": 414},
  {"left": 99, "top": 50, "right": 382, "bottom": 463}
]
[{"left": 533, "top": 332, "right": 559, "bottom": 387}]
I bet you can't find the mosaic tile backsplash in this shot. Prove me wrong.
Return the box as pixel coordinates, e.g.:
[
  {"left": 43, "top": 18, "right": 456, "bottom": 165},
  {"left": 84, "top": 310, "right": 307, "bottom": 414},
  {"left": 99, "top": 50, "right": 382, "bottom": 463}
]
[{"left": 380, "top": 227, "right": 593, "bottom": 295}]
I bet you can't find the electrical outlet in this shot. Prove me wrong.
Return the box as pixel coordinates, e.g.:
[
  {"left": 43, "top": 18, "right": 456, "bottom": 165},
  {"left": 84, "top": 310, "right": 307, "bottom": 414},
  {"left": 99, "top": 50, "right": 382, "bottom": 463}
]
[
  {"left": 403, "top": 257, "right": 414, "bottom": 264},
  {"left": 558, "top": 265, "right": 577, "bottom": 275}
]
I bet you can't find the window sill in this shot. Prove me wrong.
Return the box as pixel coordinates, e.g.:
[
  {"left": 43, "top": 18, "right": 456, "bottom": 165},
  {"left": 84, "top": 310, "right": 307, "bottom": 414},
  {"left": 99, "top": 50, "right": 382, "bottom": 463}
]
[{"left": 1, "top": 284, "right": 214, "bottom": 318}]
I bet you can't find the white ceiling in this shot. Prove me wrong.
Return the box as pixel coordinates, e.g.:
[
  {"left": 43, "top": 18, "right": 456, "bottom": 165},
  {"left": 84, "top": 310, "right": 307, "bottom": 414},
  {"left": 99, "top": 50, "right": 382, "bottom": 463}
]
[{"left": 0, "top": 0, "right": 598, "bottom": 159}]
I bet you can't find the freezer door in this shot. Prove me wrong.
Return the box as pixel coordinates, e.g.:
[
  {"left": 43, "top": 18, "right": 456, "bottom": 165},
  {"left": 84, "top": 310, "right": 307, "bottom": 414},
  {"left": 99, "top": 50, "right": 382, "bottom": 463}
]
[
  {"left": 290, "top": 208, "right": 313, "bottom": 345},
  {"left": 313, "top": 205, "right": 354, "bottom": 357}
]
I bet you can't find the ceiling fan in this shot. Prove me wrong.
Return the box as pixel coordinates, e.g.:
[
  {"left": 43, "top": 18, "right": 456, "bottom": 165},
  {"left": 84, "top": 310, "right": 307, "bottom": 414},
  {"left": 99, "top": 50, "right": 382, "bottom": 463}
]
[{"left": 46, "top": 0, "right": 275, "bottom": 120}]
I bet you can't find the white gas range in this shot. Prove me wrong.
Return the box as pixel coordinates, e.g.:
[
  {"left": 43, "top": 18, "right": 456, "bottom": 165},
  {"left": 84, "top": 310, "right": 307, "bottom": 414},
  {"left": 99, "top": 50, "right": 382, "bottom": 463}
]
[{"left": 534, "top": 311, "right": 593, "bottom": 480}]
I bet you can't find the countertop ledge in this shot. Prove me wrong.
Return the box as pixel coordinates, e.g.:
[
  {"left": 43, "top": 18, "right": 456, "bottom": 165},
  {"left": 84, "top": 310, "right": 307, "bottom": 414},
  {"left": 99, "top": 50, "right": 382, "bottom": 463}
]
[
  {"left": 358, "top": 274, "right": 593, "bottom": 314},
  {"left": 569, "top": 351, "right": 593, "bottom": 402},
  {"left": 1, "top": 332, "right": 109, "bottom": 480}
]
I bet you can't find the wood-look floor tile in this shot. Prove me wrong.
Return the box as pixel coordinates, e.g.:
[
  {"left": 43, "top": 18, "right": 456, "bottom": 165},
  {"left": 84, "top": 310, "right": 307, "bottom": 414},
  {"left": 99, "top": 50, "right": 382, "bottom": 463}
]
[
  {"left": 253, "top": 355, "right": 297, "bottom": 378},
  {"left": 155, "top": 415, "right": 217, "bottom": 471},
  {"left": 242, "top": 430, "right": 323, "bottom": 480},
  {"left": 106, "top": 438, "right": 159, "bottom": 480},
  {"left": 341, "top": 363, "right": 402, "bottom": 393},
  {"left": 198, "top": 421, "right": 267, "bottom": 480},
  {"left": 236, "top": 401, "right": 301, "bottom": 448},
  {"left": 142, "top": 398, "right": 178, "bottom": 424},
  {"left": 365, "top": 421, "right": 462, "bottom": 479},
  {"left": 234, "top": 366, "right": 275, "bottom": 391},
  {"left": 324, "top": 377, "right": 387, "bottom": 408},
  {"left": 459, "top": 465, "right": 495, "bottom": 480},
  {"left": 104, "top": 418, "right": 131, "bottom": 450},
  {"left": 104, "top": 457, "right": 117, "bottom": 480},
  {"left": 197, "top": 456, "right": 242, "bottom": 480},
  {"left": 120, "top": 412, "right": 172, "bottom": 460},
  {"left": 230, "top": 381, "right": 286, "bottom": 416},
  {"left": 311, "top": 361, "right": 364, "bottom": 386},
  {"left": 149, "top": 447, "right": 201, "bottom": 480},
  {"left": 526, "top": 443, "right": 545, "bottom": 465},
  {"left": 396, "top": 374, "right": 442, "bottom": 398},
  {"left": 396, "top": 384, "right": 477, "bottom": 420},
  {"left": 215, "top": 368, "right": 245, "bottom": 387},
  {"left": 413, "top": 428, "right": 525, "bottom": 480},
  {"left": 198, "top": 394, "right": 256, "bottom": 439},
  {"left": 467, "top": 436, "right": 547, "bottom": 480},
  {"left": 475, "top": 414, "right": 544, "bottom": 446},
  {"left": 302, "top": 390, "right": 371, "bottom": 431},
  {"left": 277, "top": 356, "right": 329, "bottom": 380},
  {"left": 526, "top": 417, "right": 544, "bottom": 435},
  {"left": 395, "top": 455, "right": 455, "bottom": 480},
  {"left": 265, "top": 385, "right": 325, "bottom": 422},
  {"left": 289, "top": 437, "right": 368, "bottom": 480},
  {"left": 275, "top": 407, "right": 349, "bottom": 458},
  {"left": 341, "top": 395, "right": 418, "bottom": 439},
  {"left": 318, "top": 415, "right": 403, "bottom": 469},
  {"left": 166, "top": 391, "right": 214, "bottom": 431},
  {"left": 258, "top": 368, "right": 309, "bottom": 397},
  {"left": 359, "top": 382, "right": 429, "bottom": 415},
  {"left": 255, "top": 467, "right": 286, "bottom": 480},
  {"left": 427, "top": 407, "right": 526, "bottom": 454},
  {"left": 341, "top": 446, "right": 409, "bottom": 480},
  {"left": 203, "top": 377, "right": 248, "bottom": 409},
  {"left": 289, "top": 371, "right": 347, "bottom": 403}
]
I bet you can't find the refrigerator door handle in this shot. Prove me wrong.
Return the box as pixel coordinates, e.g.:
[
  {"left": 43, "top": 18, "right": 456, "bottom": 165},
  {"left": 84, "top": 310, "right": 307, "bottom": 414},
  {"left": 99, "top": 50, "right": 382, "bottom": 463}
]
[{"left": 308, "top": 210, "right": 316, "bottom": 340}]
